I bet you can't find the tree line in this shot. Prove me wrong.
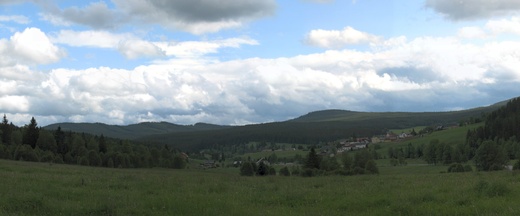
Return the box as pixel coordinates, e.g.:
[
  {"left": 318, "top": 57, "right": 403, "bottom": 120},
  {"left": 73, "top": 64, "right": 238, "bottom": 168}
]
[
  {"left": 0, "top": 115, "right": 187, "bottom": 169},
  {"left": 239, "top": 147, "right": 379, "bottom": 177}
]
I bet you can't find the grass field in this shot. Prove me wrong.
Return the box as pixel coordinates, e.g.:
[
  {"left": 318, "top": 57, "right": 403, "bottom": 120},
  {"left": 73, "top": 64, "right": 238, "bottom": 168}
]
[{"left": 2, "top": 159, "right": 520, "bottom": 215}]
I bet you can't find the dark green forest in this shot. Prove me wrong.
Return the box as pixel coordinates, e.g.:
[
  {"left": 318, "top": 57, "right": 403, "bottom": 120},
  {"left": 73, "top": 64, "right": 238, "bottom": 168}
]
[
  {"left": 465, "top": 97, "right": 520, "bottom": 170},
  {"left": 0, "top": 115, "right": 187, "bottom": 169}
]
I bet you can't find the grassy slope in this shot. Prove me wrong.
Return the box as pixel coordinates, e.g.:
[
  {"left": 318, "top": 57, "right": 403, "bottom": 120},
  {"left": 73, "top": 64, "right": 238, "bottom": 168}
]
[
  {"left": 2, "top": 159, "right": 520, "bottom": 215},
  {"left": 374, "top": 123, "right": 484, "bottom": 160}
]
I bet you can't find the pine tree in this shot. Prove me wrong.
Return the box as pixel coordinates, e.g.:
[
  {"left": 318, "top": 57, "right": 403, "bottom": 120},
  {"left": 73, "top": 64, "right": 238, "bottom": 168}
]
[{"left": 304, "top": 147, "right": 321, "bottom": 169}]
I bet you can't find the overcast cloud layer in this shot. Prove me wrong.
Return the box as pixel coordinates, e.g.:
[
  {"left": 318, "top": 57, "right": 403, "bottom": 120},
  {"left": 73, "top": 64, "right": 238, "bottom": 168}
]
[{"left": 1, "top": 0, "right": 520, "bottom": 126}]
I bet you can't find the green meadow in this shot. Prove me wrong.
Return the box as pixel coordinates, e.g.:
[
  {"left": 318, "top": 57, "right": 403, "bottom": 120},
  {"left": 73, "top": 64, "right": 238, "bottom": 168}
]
[{"left": 2, "top": 159, "right": 520, "bottom": 216}]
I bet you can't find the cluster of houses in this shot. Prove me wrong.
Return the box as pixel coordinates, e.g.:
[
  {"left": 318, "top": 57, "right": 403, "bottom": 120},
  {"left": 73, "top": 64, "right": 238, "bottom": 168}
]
[{"left": 336, "top": 131, "right": 415, "bottom": 153}]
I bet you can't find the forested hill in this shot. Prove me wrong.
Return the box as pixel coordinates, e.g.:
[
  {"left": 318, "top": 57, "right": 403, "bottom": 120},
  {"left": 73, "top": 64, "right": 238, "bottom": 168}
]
[
  {"left": 43, "top": 122, "right": 230, "bottom": 140},
  {"left": 291, "top": 100, "right": 507, "bottom": 124},
  {"left": 136, "top": 99, "right": 509, "bottom": 151},
  {"left": 43, "top": 98, "right": 510, "bottom": 152},
  {"left": 467, "top": 97, "right": 520, "bottom": 142}
]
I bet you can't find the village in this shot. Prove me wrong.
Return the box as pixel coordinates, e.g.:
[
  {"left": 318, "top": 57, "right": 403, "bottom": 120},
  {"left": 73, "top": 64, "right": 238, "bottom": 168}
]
[{"left": 200, "top": 128, "right": 433, "bottom": 169}]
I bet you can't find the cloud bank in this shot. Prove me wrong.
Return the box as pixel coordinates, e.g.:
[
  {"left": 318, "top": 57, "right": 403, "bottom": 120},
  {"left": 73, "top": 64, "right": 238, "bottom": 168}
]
[{"left": 39, "top": 0, "right": 276, "bottom": 34}]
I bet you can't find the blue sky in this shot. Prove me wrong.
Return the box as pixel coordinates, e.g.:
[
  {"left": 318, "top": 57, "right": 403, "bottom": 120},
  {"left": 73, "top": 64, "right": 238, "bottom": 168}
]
[{"left": 1, "top": 0, "right": 520, "bottom": 126}]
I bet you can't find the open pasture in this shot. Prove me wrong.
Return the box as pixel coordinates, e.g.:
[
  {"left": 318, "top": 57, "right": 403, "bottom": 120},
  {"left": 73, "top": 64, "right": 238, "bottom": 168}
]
[{"left": 2, "top": 159, "right": 520, "bottom": 215}]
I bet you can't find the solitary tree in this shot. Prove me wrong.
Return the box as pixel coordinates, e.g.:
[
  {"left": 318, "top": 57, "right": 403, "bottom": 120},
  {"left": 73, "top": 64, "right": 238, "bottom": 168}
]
[{"left": 304, "top": 147, "right": 321, "bottom": 169}]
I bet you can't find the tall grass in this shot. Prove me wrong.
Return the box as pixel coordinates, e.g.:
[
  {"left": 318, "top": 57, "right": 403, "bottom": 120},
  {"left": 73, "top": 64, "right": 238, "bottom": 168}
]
[{"left": 1, "top": 159, "right": 520, "bottom": 215}]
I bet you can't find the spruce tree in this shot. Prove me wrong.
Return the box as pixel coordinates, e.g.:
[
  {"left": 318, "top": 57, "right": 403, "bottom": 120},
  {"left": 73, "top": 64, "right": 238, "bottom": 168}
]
[
  {"left": 304, "top": 147, "right": 321, "bottom": 169},
  {"left": 1, "top": 114, "right": 11, "bottom": 145},
  {"left": 23, "top": 117, "right": 39, "bottom": 148}
]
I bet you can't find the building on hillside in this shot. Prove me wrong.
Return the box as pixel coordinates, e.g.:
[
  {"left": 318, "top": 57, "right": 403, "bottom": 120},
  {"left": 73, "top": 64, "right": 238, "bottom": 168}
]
[
  {"left": 201, "top": 160, "right": 216, "bottom": 169},
  {"left": 385, "top": 132, "right": 398, "bottom": 142},
  {"left": 371, "top": 136, "right": 384, "bottom": 143},
  {"left": 256, "top": 158, "right": 270, "bottom": 166},
  {"left": 398, "top": 132, "right": 411, "bottom": 139}
]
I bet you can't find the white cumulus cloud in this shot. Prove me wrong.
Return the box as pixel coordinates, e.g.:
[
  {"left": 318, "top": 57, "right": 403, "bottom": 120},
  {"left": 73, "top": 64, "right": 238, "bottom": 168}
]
[
  {"left": 305, "top": 26, "right": 381, "bottom": 49},
  {"left": 0, "top": 27, "right": 65, "bottom": 66}
]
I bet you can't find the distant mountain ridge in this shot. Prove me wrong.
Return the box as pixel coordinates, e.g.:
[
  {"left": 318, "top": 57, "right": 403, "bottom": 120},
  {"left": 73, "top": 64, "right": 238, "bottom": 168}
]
[{"left": 43, "top": 121, "right": 230, "bottom": 140}]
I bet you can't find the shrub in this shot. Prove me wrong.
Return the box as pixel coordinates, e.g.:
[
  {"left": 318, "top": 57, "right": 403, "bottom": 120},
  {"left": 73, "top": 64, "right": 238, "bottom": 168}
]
[
  {"left": 463, "top": 165, "right": 473, "bottom": 172},
  {"left": 239, "top": 162, "right": 255, "bottom": 176},
  {"left": 291, "top": 166, "right": 301, "bottom": 176},
  {"left": 513, "top": 160, "right": 520, "bottom": 170},
  {"left": 268, "top": 167, "right": 276, "bottom": 175},
  {"left": 447, "top": 163, "right": 465, "bottom": 173},
  {"left": 279, "top": 166, "right": 290, "bottom": 176},
  {"left": 365, "top": 160, "right": 379, "bottom": 174},
  {"left": 352, "top": 166, "right": 365, "bottom": 175}
]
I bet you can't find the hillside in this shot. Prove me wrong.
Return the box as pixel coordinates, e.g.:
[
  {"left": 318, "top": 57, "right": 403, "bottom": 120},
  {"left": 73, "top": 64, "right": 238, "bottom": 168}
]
[
  {"left": 291, "top": 100, "right": 507, "bottom": 124},
  {"left": 43, "top": 122, "right": 230, "bottom": 140}
]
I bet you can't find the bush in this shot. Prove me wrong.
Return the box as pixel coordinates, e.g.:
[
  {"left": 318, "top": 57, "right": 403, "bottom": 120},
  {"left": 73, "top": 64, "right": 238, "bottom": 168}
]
[
  {"left": 513, "top": 160, "right": 520, "bottom": 170},
  {"left": 279, "top": 166, "right": 290, "bottom": 176},
  {"left": 447, "top": 163, "right": 465, "bottom": 173},
  {"left": 365, "top": 160, "right": 379, "bottom": 174},
  {"left": 268, "top": 167, "right": 276, "bottom": 175},
  {"left": 239, "top": 162, "right": 255, "bottom": 176},
  {"left": 301, "top": 168, "right": 323, "bottom": 177},
  {"left": 53, "top": 155, "right": 64, "bottom": 164},
  {"left": 291, "top": 166, "right": 301, "bottom": 176},
  {"left": 352, "top": 166, "right": 365, "bottom": 175},
  {"left": 463, "top": 165, "right": 473, "bottom": 172}
]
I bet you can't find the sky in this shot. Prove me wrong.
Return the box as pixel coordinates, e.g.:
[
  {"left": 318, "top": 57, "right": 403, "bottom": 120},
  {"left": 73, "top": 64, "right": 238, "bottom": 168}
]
[{"left": 1, "top": 0, "right": 520, "bottom": 126}]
